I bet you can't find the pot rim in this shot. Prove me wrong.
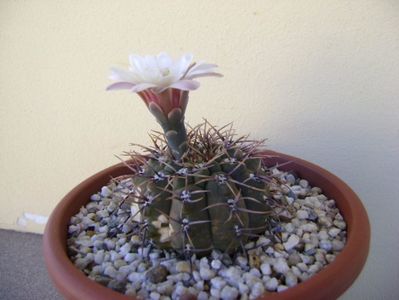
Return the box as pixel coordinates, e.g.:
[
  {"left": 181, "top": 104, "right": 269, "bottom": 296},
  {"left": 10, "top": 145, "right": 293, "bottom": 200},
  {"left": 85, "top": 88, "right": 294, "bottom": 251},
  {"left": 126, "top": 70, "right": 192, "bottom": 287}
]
[{"left": 43, "top": 150, "right": 370, "bottom": 300}]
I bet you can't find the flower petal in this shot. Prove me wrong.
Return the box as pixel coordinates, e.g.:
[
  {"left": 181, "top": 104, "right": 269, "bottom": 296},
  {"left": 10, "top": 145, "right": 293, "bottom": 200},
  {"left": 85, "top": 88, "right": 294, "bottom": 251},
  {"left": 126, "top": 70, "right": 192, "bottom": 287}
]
[
  {"left": 185, "top": 63, "right": 221, "bottom": 78},
  {"left": 157, "top": 52, "right": 173, "bottom": 69},
  {"left": 144, "top": 55, "right": 159, "bottom": 71},
  {"left": 131, "top": 83, "right": 157, "bottom": 92},
  {"left": 186, "top": 72, "right": 223, "bottom": 80},
  {"left": 169, "top": 80, "right": 200, "bottom": 91},
  {"left": 190, "top": 63, "right": 218, "bottom": 73},
  {"left": 175, "top": 53, "right": 194, "bottom": 76},
  {"left": 108, "top": 53, "right": 218, "bottom": 94},
  {"left": 106, "top": 82, "right": 136, "bottom": 91},
  {"left": 128, "top": 54, "right": 145, "bottom": 72},
  {"left": 109, "top": 67, "right": 135, "bottom": 81}
]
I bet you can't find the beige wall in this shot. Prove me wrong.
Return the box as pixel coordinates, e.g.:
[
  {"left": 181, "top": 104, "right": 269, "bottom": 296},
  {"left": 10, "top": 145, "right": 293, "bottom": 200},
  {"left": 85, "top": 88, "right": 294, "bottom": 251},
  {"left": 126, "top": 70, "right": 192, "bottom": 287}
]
[{"left": 1, "top": 1, "right": 399, "bottom": 298}]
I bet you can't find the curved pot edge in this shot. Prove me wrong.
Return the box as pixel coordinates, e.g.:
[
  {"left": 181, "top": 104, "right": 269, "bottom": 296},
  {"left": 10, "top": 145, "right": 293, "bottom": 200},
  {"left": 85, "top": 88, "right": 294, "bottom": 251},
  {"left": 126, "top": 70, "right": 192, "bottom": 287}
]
[
  {"left": 43, "top": 163, "right": 132, "bottom": 300},
  {"left": 43, "top": 151, "right": 371, "bottom": 300},
  {"left": 259, "top": 151, "right": 370, "bottom": 300}
]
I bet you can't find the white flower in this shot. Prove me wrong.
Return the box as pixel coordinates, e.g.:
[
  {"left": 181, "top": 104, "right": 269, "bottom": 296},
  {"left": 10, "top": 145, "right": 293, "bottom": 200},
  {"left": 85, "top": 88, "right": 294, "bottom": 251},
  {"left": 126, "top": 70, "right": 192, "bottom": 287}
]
[{"left": 106, "top": 52, "right": 221, "bottom": 93}]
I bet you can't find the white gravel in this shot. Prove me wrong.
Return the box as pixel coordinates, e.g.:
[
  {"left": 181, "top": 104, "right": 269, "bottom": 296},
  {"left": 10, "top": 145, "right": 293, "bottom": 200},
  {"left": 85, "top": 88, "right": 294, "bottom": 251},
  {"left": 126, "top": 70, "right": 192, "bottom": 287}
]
[{"left": 67, "top": 168, "right": 347, "bottom": 299}]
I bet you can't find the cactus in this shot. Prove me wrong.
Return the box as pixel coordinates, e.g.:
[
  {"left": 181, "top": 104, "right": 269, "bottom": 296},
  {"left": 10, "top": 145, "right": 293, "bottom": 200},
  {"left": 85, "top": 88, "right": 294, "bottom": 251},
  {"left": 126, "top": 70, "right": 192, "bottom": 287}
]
[
  {"left": 121, "top": 121, "right": 284, "bottom": 256},
  {"left": 107, "top": 53, "right": 287, "bottom": 256}
]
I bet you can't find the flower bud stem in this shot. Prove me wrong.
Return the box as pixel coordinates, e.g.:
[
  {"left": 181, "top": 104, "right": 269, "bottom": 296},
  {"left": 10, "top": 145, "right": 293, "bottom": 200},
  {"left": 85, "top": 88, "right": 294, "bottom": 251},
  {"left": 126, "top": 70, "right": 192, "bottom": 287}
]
[{"left": 157, "top": 119, "right": 188, "bottom": 160}]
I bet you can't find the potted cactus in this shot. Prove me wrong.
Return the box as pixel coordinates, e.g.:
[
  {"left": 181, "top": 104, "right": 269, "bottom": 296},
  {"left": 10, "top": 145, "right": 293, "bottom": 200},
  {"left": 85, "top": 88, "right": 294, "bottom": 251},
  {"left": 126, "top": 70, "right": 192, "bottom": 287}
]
[{"left": 43, "top": 53, "right": 370, "bottom": 300}]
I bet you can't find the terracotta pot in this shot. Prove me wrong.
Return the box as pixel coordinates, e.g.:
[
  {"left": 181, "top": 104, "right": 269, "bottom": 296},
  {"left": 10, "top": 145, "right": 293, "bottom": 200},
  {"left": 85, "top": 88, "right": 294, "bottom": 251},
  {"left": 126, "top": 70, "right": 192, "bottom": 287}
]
[{"left": 43, "top": 151, "right": 370, "bottom": 300}]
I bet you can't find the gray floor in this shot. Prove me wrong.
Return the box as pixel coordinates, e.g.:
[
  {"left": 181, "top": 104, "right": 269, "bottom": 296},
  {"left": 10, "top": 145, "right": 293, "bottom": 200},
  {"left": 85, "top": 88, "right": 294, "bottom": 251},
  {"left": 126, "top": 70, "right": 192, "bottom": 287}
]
[{"left": 0, "top": 229, "right": 62, "bottom": 300}]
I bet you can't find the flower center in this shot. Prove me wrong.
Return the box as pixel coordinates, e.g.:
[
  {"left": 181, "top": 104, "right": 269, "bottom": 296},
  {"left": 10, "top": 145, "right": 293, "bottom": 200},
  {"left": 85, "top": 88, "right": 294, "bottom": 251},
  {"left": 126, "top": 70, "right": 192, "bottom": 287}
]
[{"left": 160, "top": 68, "right": 170, "bottom": 77}]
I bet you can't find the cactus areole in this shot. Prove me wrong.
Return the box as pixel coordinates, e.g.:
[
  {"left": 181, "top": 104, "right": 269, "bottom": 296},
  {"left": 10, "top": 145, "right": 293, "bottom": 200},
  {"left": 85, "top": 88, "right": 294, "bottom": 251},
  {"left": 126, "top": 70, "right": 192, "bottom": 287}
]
[{"left": 106, "top": 53, "right": 287, "bottom": 256}]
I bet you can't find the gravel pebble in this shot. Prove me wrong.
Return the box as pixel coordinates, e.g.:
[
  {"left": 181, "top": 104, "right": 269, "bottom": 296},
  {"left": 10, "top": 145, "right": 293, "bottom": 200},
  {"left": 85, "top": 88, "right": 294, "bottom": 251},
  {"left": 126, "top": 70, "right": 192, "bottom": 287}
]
[
  {"left": 197, "top": 291, "right": 208, "bottom": 300},
  {"left": 175, "top": 261, "right": 191, "bottom": 273},
  {"left": 260, "top": 263, "right": 271, "bottom": 275},
  {"left": 211, "top": 277, "right": 227, "bottom": 289},
  {"left": 150, "top": 292, "right": 161, "bottom": 300},
  {"left": 296, "top": 210, "right": 309, "bottom": 220},
  {"left": 90, "top": 194, "right": 101, "bottom": 201},
  {"left": 273, "top": 258, "right": 290, "bottom": 274},
  {"left": 328, "top": 227, "right": 341, "bottom": 237},
  {"left": 287, "top": 252, "right": 301, "bottom": 266},
  {"left": 100, "top": 186, "right": 112, "bottom": 197},
  {"left": 319, "top": 240, "right": 333, "bottom": 252},
  {"left": 224, "top": 266, "right": 242, "bottom": 284},
  {"left": 119, "top": 243, "right": 131, "bottom": 256},
  {"left": 200, "top": 267, "right": 216, "bottom": 280},
  {"left": 326, "top": 254, "right": 336, "bottom": 263},
  {"left": 146, "top": 265, "right": 169, "bottom": 284},
  {"left": 220, "top": 285, "right": 239, "bottom": 300},
  {"left": 236, "top": 256, "right": 248, "bottom": 268},
  {"left": 332, "top": 239, "right": 345, "bottom": 251},
  {"left": 301, "top": 223, "right": 318, "bottom": 232},
  {"left": 265, "top": 277, "right": 279, "bottom": 291},
  {"left": 238, "top": 281, "right": 249, "bottom": 294},
  {"left": 250, "top": 282, "right": 265, "bottom": 299},
  {"left": 277, "top": 285, "right": 289, "bottom": 292},
  {"left": 285, "top": 272, "right": 298, "bottom": 287},
  {"left": 283, "top": 234, "right": 300, "bottom": 251},
  {"left": 211, "top": 259, "right": 222, "bottom": 270},
  {"left": 299, "top": 179, "right": 309, "bottom": 188}
]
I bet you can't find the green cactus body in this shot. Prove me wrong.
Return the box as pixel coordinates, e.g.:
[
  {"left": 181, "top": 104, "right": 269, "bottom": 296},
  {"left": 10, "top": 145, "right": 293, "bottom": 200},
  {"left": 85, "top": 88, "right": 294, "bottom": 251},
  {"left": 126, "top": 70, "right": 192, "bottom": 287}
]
[
  {"left": 126, "top": 122, "right": 282, "bottom": 256},
  {"left": 206, "top": 172, "right": 249, "bottom": 252}
]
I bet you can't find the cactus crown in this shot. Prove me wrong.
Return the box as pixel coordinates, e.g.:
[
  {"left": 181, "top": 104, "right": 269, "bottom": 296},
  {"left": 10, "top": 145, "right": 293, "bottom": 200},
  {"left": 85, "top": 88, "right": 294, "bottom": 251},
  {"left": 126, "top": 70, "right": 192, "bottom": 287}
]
[{"left": 119, "top": 121, "right": 286, "bottom": 257}]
